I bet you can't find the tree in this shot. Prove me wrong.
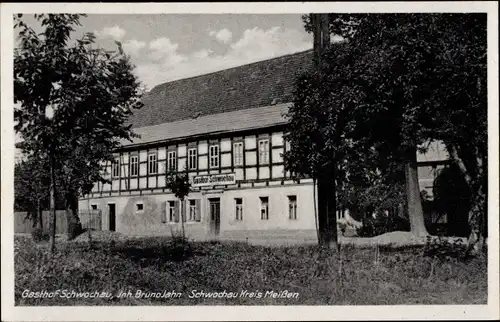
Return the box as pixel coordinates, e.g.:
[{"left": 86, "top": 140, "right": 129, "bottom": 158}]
[
  {"left": 284, "top": 38, "right": 370, "bottom": 249},
  {"left": 14, "top": 14, "right": 143, "bottom": 251},
  {"left": 300, "top": 13, "right": 486, "bottom": 239},
  {"left": 14, "top": 156, "right": 66, "bottom": 228},
  {"left": 15, "top": 157, "right": 49, "bottom": 228},
  {"left": 165, "top": 169, "right": 191, "bottom": 240}
]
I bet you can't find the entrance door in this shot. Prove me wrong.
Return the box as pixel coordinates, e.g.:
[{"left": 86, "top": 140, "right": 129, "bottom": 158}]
[
  {"left": 108, "top": 204, "right": 116, "bottom": 231},
  {"left": 209, "top": 198, "right": 220, "bottom": 236}
]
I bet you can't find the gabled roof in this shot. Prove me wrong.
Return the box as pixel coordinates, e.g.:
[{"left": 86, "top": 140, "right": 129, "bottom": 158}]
[
  {"left": 128, "top": 49, "right": 313, "bottom": 129},
  {"left": 122, "top": 103, "right": 290, "bottom": 148}
]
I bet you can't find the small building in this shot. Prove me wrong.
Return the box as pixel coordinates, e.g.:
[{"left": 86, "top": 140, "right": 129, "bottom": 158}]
[{"left": 79, "top": 49, "right": 448, "bottom": 241}]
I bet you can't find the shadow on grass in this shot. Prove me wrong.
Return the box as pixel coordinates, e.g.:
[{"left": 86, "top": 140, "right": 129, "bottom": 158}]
[{"left": 107, "top": 241, "right": 195, "bottom": 266}]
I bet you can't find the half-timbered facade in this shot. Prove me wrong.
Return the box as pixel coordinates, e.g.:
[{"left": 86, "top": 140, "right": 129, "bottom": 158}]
[{"left": 79, "top": 49, "right": 449, "bottom": 241}]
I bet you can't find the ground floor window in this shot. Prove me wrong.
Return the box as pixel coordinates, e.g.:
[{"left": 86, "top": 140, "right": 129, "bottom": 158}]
[
  {"left": 288, "top": 195, "right": 297, "bottom": 220},
  {"left": 189, "top": 199, "right": 196, "bottom": 221},
  {"left": 187, "top": 199, "right": 201, "bottom": 222},
  {"left": 169, "top": 201, "right": 176, "bottom": 222},
  {"left": 235, "top": 198, "right": 243, "bottom": 221},
  {"left": 260, "top": 197, "right": 269, "bottom": 220}
]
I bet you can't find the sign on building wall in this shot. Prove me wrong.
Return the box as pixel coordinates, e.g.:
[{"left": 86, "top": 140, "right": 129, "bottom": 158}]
[{"left": 192, "top": 173, "right": 236, "bottom": 187}]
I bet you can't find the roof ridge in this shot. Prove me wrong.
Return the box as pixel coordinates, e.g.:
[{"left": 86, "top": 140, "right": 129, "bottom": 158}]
[{"left": 147, "top": 48, "right": 313, "bottom": 93}]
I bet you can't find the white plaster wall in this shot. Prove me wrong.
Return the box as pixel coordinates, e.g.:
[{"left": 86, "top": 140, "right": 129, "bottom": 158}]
[{"left": 220, "top": 184, "right": 316, "bottom": 231}]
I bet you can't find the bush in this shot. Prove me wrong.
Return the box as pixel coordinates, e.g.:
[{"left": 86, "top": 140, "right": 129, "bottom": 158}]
[
  {"left": 166, "top": 232, "right": 192, "bottom": 261},
  {"left": 423, "top": 236, "right": 469, "bottom": 261},
  {"left": 357, "top": 215, "right": 410, "bottom": 237},
  {"left": 31, "top": 228, "right": 49, "bottom": 242},
  {"left": 67, "top": 222, "right": 83, "bottom": 240}
]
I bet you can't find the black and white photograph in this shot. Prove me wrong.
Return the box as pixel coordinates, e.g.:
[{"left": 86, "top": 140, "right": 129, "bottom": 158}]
[{"left": 1, "top": 2, "right": 498, "bottom": 321}]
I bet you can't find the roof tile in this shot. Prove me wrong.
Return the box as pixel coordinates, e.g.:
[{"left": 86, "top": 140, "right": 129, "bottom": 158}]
[{"left": 128, "top": 49, "right": 313, "bottom": 128}]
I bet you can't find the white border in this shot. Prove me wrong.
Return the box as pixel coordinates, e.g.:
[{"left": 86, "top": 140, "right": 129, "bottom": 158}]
[{"left": 1, "top": 2, "right": 498, "bottom": 321}]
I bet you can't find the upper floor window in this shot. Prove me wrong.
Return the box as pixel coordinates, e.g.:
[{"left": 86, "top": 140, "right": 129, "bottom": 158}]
[
  {"left": 167, "top": 150, "right": 177, "bottom": 171},
  {"left": 209, "top": 145, "right": 219, "bottom": 168},
  {"left": 188, "top": 148, "right": 197, "bottom": 170},
  {"left": 233, "top": 142, "right": 244, "bottom": 166},
  {"left": 130, "top": 155, "right": 138, "bottom": 177},
  {"left": 111, "top": 158, "right": 120, "bottom": 178},
  {"left": 259, "top": 139, "right": 270, "bottom": 164},
  {"left": 148, "top": 153, "right": 158, "bottom": 174}
]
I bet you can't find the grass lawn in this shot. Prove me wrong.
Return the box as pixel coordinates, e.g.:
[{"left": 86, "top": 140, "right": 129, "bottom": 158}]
[{"left": 14, "top": 233, "right": 487, "bottom": 306}]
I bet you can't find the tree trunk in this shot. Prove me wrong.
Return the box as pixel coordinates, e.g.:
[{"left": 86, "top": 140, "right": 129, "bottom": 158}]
[
  {"left": 180, "top": 198, "right": 186, "bottom": 241},
  {"left": 312, "top": 13, "right": 330, "bottom": 66},
  {"left": 317, "top": 166, "right": 338, "bottom": 250},
  {"left": 65, "top": 190, "right": 82, "bottom": 240},
  {"left": 447, "top": 145, "right": 486, "bottom": 254},
  {"left": 37, "top": 199, "right": 43, "bottom": 230},
  {"left": 48, "top": 156, "right": 56, "bottom": 253},
  {"left": 467, "top": 189, "right": 487, "bottom": 254},
  {"left": 404, "top": 148, "right": 428, "bottom": 236}
]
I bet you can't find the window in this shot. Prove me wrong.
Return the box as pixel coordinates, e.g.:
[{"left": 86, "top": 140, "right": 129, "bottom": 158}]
[
  {"left": 209, "top": 145, "right": 219, "bottom": 168},
  {"left": 288, "top": 195, "right": 297, "bottom": 220},
  {"left": 130, "top": 155, "right": 138, "bottom": 176},
  {"left": 148, "top": 153, "right": 158, "bottom": 174},
  {"left": 233, "top": 142, "right": 244, "bottom": 166},
  {"left": 188, "top": 200, "right": 197, "bottom": 221},
  {"left": 168, "top": 201, "right": 176, "bottom": 221},
  {"left": 258, "top": 139, "right": 270, "bottom": 164},
  {"left": 260, "top": 197, "right": 269, "bottom": 220},
  {"left": 235, "top": 198, "right": 243, "bottom": 221},
  {"left": 111, "top": 158, "right": 120, "bottom": 178},
  {"left": 167, "top": 151, "right": 177, "bottom": 171},
  {"left": 91, "top": 204, "right": 98, "bottom": 210},
  {"left": 136, "top": 203, "right": 144, "bottom": 212},
  {"left": 188, "top": 148, "right": 197, "bottom": 170}
]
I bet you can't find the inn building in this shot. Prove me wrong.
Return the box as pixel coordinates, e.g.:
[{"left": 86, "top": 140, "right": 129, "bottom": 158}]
[{"left": 79, "top": 50, "right": 449, "bottom": 241}]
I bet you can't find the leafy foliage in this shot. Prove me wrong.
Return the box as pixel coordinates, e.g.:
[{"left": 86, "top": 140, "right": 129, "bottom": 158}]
[
  {"left": 14, "top": 14, "right": 144, "bottom": 235},
  {"left": 291, "top": 13, "right": 486, "bottom": 238},
  {"left": 15, "top": 158, "right": 50, "bottom": 212},
  {"left": 357, "top": 215, "right": 410, "bottom": 238},
  {"left": 422, "top": 236, "right": 470, "bottom": 261},
  {"left": 31, "top": 228, "right": 50, "bottom": 243},
  {"left": 165, "top": 169, "right": 192, "bottom": 240},
  {"left": 284, "top": 42, "right": 367, "bottom": 180},
  {"left": 165, "top": 169, "right": 191, "bottom": 201},
  {"left": 15, "top": 157, "right": 66, "bottom": 227}
]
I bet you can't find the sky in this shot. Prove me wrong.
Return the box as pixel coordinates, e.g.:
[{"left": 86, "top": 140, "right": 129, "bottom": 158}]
[{"left": 17, "top": 14, "right": 314, "bottom": 91}]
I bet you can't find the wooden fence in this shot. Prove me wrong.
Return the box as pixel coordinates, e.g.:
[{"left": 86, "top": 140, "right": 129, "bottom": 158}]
[
  {"left": 14, "top": 210, "right": 102, "bottom": 234},
  {"left": 79, "top": 210, "right": 102, "bottom": 230},
  {"left": 14, "top": 210, "right": 68, "bottom": 234}
]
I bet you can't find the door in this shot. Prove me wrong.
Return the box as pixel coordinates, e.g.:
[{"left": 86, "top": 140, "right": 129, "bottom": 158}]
[
  {"left": 209, "top": 198, "right": 220, "bottom": 236},
  {"left": 108, "top": 204, "right": 116, "bottom": 231}
]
